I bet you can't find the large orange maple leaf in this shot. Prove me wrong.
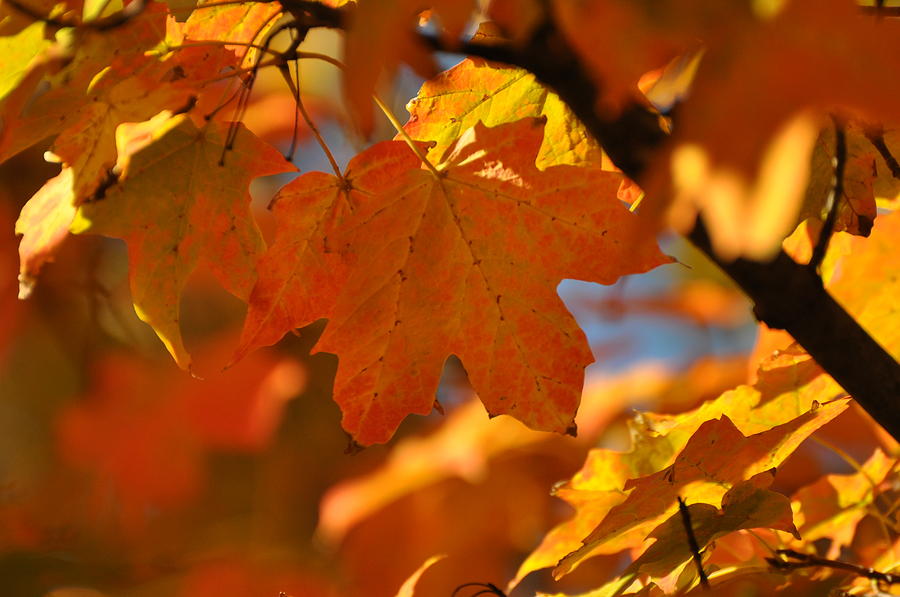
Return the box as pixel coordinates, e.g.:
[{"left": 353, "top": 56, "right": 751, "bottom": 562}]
[{"left": 239, "top": 118, "right": 670, "bottom": 445}]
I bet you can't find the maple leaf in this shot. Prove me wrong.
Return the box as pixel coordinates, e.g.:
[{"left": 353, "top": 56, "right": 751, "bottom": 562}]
[
  {"left": 404, "top": 46, "right": 603, "bottom": 169},
  {"left": 792, "top": 448, "right": 895, "bottom": 559},
  {"left": 9, "top": 1, "right": 285, "bottom": 297},
  {"left": 242, "top": 117, "right": 669, "bottom": 444},
  {"left": 52, "top": 70, "right": 190, "bottom": 202},
  {"left": 554, "top": 399, "right": 847, "bottom": 577},
  {"left": 175, "top": 0, "right": 281, "bottom": 55},
  {"left": 512, "top": 339, "right": 847, "bottom": 588},
  {"left": 2, "top": 0, "right": 276, "bottom": 209},
  {"left": 510, "top": 448, "right": 649, "bottom": 591},
  {"left": 234, "top": 141, "right": 418, "bottom": 363},
  {"left": 322, "top": 119, "right": 668, "bottom": 445},
  {"left": 608, "top": 471, "right": 798, "bottom": 595},
  {"left": 71, "top": 114, "right": 295, "bottom": 370},
  {"left": 46, "top": 0, "right": 282, "bottom": 200}
]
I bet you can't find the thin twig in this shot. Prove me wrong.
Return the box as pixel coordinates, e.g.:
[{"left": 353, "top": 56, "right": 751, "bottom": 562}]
[
  {"left": 767, "top": 549, "right": 900, "bottom": 585},
  {"left": 450, "top": 582, "right": 506, "bottom": 597},
  {"left": 193, "top": 0, "right": 278, "bottom": 9},
  {"left": 277, "top": 63, "right": 342, "bottom": 178},
  {"left": 865, "top": 124, "right": 900, "bottom": 179},
  {"left": 291, "top": 50, "right": 344, "bottom": 70},
  {"left": 162, "top": 40, "right": 283, "bottom": 59},
  {"left": 678, "top": 496, "right": 711, "bottom": 590},
  {"left": 373, "top": 95, "right": 442, "bottom": 177}
]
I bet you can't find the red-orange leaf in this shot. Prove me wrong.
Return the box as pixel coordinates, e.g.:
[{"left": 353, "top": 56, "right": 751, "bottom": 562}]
[
  {"left": 235, "top": 141, "right": 417, "bottom": 363},
  {"left": 323, "top": 119, "right": 668, "bottom": 445},
  {"left": 241, "top": 118, "right": 669, "bottom": 444}
]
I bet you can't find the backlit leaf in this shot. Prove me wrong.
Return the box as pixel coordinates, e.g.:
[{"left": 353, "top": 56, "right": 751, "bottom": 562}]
[
  {"left": 404, "top": 51, "right": 603, "bottom": 169},
  {"left": 71, "top": 114, "right": 295, "bottom": 369},
  {"left": 555, "top": 399, "right": 846, "bottom": 577},
  {"left": 798, "top": 120, "right": 877, "bottom": 237},
  {"left": 0, "top": 2, "right": 173, "bottom": 165},
  {"left": 791, "top": 448, "right": 895, "bottom": 558},
  {"left": 0, "top": 21, "right": 50, "bottom": 100}
]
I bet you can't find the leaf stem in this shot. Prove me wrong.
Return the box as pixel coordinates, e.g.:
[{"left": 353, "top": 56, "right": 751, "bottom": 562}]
[
  {"left": 373, "top": 95, "right": 441, "bottom": 177},
  {"left": 192, "top": 0, "right": 279, "bottom": 10},
  {"left": 277, "top": 63, "right": 343, "bottom": 178},
  {"left": 628, "top": 191, "right": 645, "bottom": 213},
  {"left": 742, "top": 528, "right": 781, "bottom": 557},
  {"left": 162, "top": 40, "right": 282, "bottom": 58}
]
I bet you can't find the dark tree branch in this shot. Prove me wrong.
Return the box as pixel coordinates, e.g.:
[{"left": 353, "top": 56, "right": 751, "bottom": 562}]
[
  {"left": 419, "top": 26, "right": 900, "bottom": 442},
  {"left": 279, "top": 0, "right": 347, "bottom": 29},
  {"left": 451, "top": 582, "right": 507, "bottom": 597},
  {"left": 767, "top": 549, "right": 900, "bottom": 585}
]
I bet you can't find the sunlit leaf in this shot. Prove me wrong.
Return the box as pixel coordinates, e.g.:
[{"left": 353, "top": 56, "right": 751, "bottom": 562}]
[{"left": 72, "top": 114, "right": 295, "bottom": 369}]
